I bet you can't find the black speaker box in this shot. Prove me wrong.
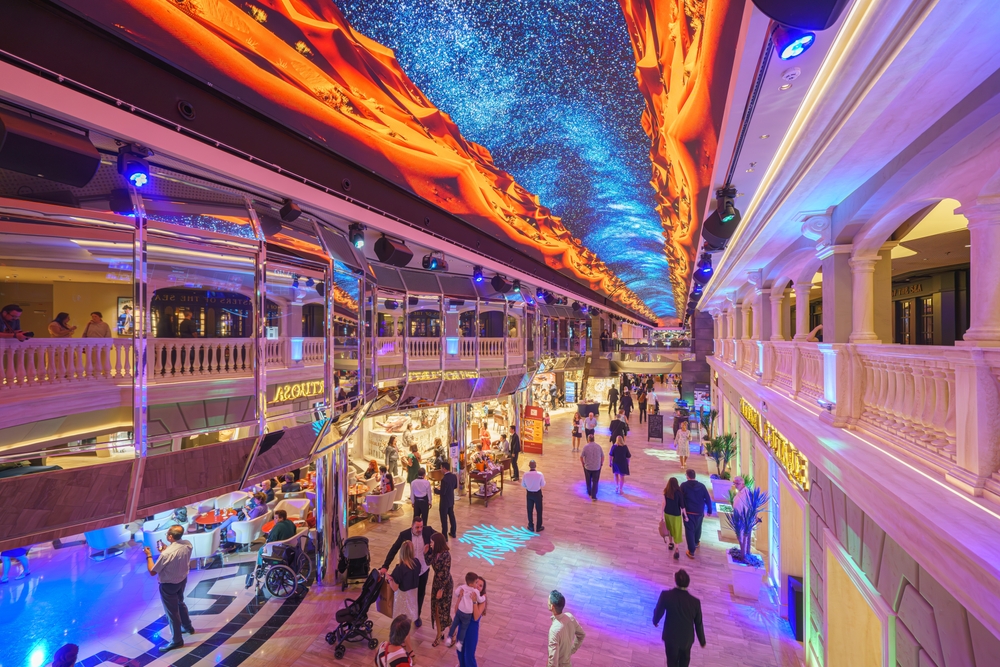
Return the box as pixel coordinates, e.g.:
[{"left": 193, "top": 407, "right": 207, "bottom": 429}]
[
  {"left": 752, "top": 0, "right": 850, "bottom": 30},
  {"left": 374, "top": 236, "right": 413, "bottom": 267},
  {"left": 0, "top": 111, "right": 100, "bottom": 187}
]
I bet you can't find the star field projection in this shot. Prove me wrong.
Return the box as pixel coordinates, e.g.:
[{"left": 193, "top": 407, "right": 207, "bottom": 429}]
[{"left": 337, "top": 0, "right": 676, "bottom": 317}]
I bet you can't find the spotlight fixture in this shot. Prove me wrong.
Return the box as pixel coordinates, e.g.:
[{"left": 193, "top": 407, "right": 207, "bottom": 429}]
[
  {"left": 315, "top": 281, "right": 325, "bottom": 297},
  {"left": 348, "top": 223, "right": 365, "bottom": 249},
  {"left": 704, "top": 186, "right": 740, "bottom": 250},
  {"left": 580, "top": 304, "right": 589, "bottom": 314},
  {"left": 117, "top": 144, "right": 150, "bottom": 188},
  {"left": 544, "top": 291, "right": 556, "bottom": 305},
  {"left": 291, "top": 275, "right": 300, "bottom": 289},
  {"left": 491, "top": 274, "right": 511, "bottom": 294},
  {"left": 306, "top": 277, "right": 315, "bottom": 288},
  {"left": 773, "top": 24, "right": 815, "bottom": 60},
  {"left": 536, "top": 287, "right": 545, "bottom": 299},
  {"left": 279, "top": 198, "right": 302, "bottom": 222},
  {"left": 693, "top": 253, "right": 713, "bottom": 285},
  {"left": 512, "top": 279, "right": 521, "bottom": 293},
  {"left": 422, "top": 252, "right": 448, "bottom": 271},
  {"left": 572, "top": 301, "right": 581, "bottom": 312},
  {"left": 473, "top": 266, "right": 484, "bottom": 283},
  {"left": 384, "top": 299, "right": 399, "bottom": 310}
]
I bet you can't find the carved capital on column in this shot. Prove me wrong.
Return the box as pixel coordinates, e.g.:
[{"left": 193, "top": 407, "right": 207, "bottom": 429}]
[
  {"left": 848, "top": 255, "right": 879, "bottom": 273},
  {"left": 800, "top": 208, "right": 834, "bottom": 253},
  {"left": 793, "top": 282, "right": 813, "bottom": 296},
  {"left": 746, "top": 268, "right": 763, "bottom": 287},
  {"left": 769, "top": 289, "right": 785, "bottom": 306},
  {"left": 957, "top": 199, "right": 1000, "bottom": 230}
]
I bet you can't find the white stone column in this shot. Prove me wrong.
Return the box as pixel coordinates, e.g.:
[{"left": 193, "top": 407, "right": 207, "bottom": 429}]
[
  {"left": 793, "top": 282, "right": 812, "bottom": 341},
  {"left": 770, "top": 290, "right": 785, "bottom": 341},
  {"left": 753, "top": 289, "right": 771, "bottom": 341},
  {"left": 958, "top": 201, "right": 1000, "bottom": 345},
  {"left": 740, "top": 301, "right": 752, "bottom": 340},
  {"left": 712, "top": 312, "right": 721, "bottom": 340},
  {"left": 849, "top": 254, "right": 880, "bottom": 344}
]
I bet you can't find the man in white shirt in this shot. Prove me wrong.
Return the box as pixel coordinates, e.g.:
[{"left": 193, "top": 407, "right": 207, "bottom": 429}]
[
  {"left": 580, "top": 435, "right": 604, "bottom": 501},
  {"left": 547, "top": 589, "right": 585, "bottom": 666},
  {"left": 410, "top": 467, "right": 432, "bottom": 525},
  {"left": 583, "top": 412, "right": 597, "bottom": 439},
  {"left": 522, "top": 460, "right": 546, "bottom": 532},
  {"left": 144, "top": 525, "right": 195, "bottom": 652}
]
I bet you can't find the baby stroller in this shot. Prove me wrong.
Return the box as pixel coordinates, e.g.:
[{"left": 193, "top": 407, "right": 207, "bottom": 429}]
[
  {"left": 325, "top": 568, "right": 382, "bottom": 659},
  {"left": 338, "top": 535, "right": 370, "bottom": 590}
]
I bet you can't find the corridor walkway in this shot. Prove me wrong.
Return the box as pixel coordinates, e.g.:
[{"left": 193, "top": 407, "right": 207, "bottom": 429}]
[{"left": 249, "top": 391, "right": 803, "bottom": 667}]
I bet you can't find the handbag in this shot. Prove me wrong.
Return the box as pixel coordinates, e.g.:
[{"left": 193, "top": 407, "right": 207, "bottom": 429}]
[
  {"left": 376, "top": 577, "right": 395, "bottom": 618},
  {"left": 658, "top": 516, "right": 668, "bottom": 542}
]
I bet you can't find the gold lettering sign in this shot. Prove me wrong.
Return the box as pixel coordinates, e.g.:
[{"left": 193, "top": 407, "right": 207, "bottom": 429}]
[
  {"left": 763, "top": 421, "right": 810, "bottom": 492},
  {"left": 739, "top": 397, "right": 762, "bottom": 437},
  {"left": 891, "top": 283, "right": 923, "bottom": 298},
  {"left": 271, "top": 381, "right": 325, "bottom": 404}
]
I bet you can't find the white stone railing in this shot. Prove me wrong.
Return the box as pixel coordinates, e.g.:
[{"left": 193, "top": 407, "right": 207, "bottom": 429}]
[
  {"left": 853, "top": 345, "right": 957, "bottom": 460},
  {"left": 407, "top": 337, "right": 440, "bottom": 359},
  {"left": 152, "top": 338, "right": 253, "bottom": 379},
  {"left": 771, "top": 341, "right": 795, "bottom": 392},
  {"left": 459, "top": 337, "right": 476, "bottom": 358},
  {"left": 506, "top": 337, "right": 523, "bottom": 357},
  {"left": 480, "top": 337, "right": 504, "bottom": 358},
  {"left": 0, "top": 338, "right": 132, "bottom": 389},
  {"left": 301, "top": 337, "right": 325, "bottom": 365},
  {"left": 798, "top": 344, "right": 824, "bottom": 401},
  {"left": 265, "top": 338, "right": 285, "bottom": 366}
]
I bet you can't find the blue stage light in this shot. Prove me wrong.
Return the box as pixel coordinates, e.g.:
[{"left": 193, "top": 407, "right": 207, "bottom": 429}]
[
  {"left": 117, "top": 146, "right": 150, "bottom": 188},
  {"left": 473, "top": 266, "right": 484, "bottom": 283},
  {"left": 774, "top": 25, "right": 815, "bottom": 60}
]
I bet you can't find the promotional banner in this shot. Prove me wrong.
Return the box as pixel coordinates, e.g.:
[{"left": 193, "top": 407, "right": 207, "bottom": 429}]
[{"left": 522, "top": 405, "right": 545, "bottom": 454}]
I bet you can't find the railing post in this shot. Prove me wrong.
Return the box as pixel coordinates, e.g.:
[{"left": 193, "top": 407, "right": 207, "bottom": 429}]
[
  {"left": 947, "top": 349, "right": 1000, "bottom": 496},
  {"left": 790, "top": 343, "right": 802, "bottom": 398},
  {"left": 817, "top": 344, "right": 850, "bottom": 427}
]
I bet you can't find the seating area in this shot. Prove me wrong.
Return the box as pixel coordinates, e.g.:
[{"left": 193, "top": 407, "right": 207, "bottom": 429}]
[{"left": 77, "top": 470, "right": 316, "bottom": 570}]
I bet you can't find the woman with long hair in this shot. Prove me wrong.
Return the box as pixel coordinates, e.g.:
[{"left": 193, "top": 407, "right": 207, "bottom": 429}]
[
  {"left": 675, "top": 420, "right": 691, "bottom": 469},
  {"left": 571, "top": 413, "right": 582, "bottom": 452},
  {"left": 610, "top": 435, "right": 632, "bottom": 494},
  {"left": 662, "top": 477, "right": 685, "bottom": 559},
  {"left": 47, "top": 312, "right": 76, "bottom": 338},
  {"left": 387, "top": 541, "right": 420, "bottom": 624},
  {"left": 426, "top": 532, "right": 454, "bottom": 646},
  {"left": 385, "top": 435, "right": 399, "bottom": 478},
  {"left": 456, "top": 577, "right": 487, "bottom": 667}
]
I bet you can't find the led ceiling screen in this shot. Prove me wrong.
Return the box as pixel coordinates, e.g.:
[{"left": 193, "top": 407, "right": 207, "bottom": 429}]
[
  {"left": 59, "top": 0, "right": 738, "bottom": 321},
  {"left": 336, "top": 0, "right": 674, "bottom": 318}
]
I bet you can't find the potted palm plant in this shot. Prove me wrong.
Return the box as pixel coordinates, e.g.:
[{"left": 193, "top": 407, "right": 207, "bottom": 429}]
[
  {"left": 700, "top": 409, "right": 718, "bottom": 442},
  {"left": 706, "top": 434, "right": 737, "bottom": 500},
  {"left": 719, "top": 475, "right": 754, "bottom": 542},
  {"left": 725, "top": 486, "right": 769, "bottom": 599}
]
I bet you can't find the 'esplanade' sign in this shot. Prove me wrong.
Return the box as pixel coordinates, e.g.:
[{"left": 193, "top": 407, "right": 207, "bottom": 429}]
[
  {"left": 270, "top": 381, "right": 324, "bottom": 404},
  {"left": 739, "top": 397, "right": 809, "bottom": 491}
]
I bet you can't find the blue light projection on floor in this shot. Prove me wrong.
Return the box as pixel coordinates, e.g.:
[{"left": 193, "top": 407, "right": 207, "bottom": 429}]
[
  {"left": 458, "top": 525, "right": 536, "bottom": 565},
  {"left": 337, "top": 0, "right": 676, "bottom": 318},
  {"left": 569, "top": 480, "right": 649, "bottom": 506}
]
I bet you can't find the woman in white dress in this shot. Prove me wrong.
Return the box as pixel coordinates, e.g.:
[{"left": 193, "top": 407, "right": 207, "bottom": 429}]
[{"left": 675, "top": 420, "right": 691, "bottom": 468}]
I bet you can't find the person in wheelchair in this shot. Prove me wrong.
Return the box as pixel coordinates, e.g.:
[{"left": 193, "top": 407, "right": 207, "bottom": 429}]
[{"left": 252, "top": 509, "right": 296, "bottom": 568}]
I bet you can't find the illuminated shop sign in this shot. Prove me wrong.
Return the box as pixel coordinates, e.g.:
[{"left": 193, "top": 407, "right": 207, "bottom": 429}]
[
  {"left": 740, "top": 397, "right": 809, "bottom": 491},
  {"left": 739, "top": 397, "right": 762, "bottom": 437},
  {"left": 271, "top": 381, "right": 324, "bottom": 404}
]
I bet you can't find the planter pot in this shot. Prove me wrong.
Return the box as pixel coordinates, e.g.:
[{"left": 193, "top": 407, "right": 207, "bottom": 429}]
[
  {"left": 727, "top": 552, "right": 765, "bottom": 600},
  {"left": 711, "top": 478, "right": 733, "bottom": 502},
  {"left": 717, "top": 505, "right": 737, "bottom": 543}
]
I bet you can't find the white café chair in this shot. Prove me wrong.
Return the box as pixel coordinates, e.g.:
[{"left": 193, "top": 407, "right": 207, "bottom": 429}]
[
  {"left": 84, "top": 525, "right": 132, "bottom": 561},
  {"left": 274, "top": 498, "right": 311, "bottom": 517},
  {"left": 187, "top": 527, "right": 221, "bottom": 568},
  {"left": 305, "top": 490, "right": 317, "bottom": 506},
  {"left": 362, "top": 492, "right": 395, "bottom": 522},
  {"left": 230, "top": 511, "right": 272, "bottom": 551},
  {"left": 141, "top": 521, "right": 171, "bottom": 554},
  {"left": 214, "top": 491, "right": 250, "bottom": 511},
  {"left": 190, "top": 498, "right": 216, "bottom": 514}
]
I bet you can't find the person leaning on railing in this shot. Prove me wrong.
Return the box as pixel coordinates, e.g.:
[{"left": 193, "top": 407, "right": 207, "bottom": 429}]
[{"left": 0, "top": 304, "right": 30, "bottom": 341}]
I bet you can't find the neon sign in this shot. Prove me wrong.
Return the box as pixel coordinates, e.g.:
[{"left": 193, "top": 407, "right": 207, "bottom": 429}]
[
  {"left": 271, "top": 381, "right": 324, "bottom": 404},
  {"left": 739, "top": 397, "right": 808, "bottom": 491}
]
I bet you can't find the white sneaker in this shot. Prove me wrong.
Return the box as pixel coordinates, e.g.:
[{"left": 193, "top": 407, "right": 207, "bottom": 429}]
[
  {"left": 455, "top": 640, "right": 463, "bottom": 651},
  {"left": 445, "top": 636, "right": 454, "bottom": 647}
]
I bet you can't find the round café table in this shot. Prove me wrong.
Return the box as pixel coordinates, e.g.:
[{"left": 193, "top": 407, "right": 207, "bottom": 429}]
[
  {"left": 262, "top": 515, "right": 304, "bottom": 535},
  {"left": 195, "top": 509, "right": 237, "bottom": 530},
  {"left": 348, "top": 484, "right": 369, "bottom": 525}
]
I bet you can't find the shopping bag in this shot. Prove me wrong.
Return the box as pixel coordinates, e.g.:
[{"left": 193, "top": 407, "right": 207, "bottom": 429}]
[
  {"left": 376, "top": 578, "right": 394, "bottom": 618},
  {"left": 658, "top": 516, "right": 668, "bottom": 542}
]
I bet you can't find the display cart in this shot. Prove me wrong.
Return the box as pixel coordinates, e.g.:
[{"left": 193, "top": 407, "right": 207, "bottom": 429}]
[{"left": 467, "top": 468, "right": 504, "bottom": 507}]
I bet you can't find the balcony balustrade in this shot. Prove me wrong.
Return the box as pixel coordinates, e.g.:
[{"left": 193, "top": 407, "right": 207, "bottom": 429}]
[{"left": 714, "top": 337, "right": 997, "bottom": 496}]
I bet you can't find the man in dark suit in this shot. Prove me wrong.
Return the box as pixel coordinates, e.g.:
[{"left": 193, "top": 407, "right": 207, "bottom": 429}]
[
  {"left": 435, "top": 460, "right": 459, "bottom": 540},
  {"left": 653, "top": 569, "right": 706, "bottom": 667},
  {"left": 379, "top": 517, "right": 438, "bottom": 626},
  {"left": 609, "top": 412, "right": 629, "bottom": 445},
  {"left": 509, "top": 426, "right": 522, "bottom": 481},
  {"left": 680, "top": 469, "right": 715, "bottom": 558},
  {"left": 607, "top": 385, "right": 619, "bottom": 416}
]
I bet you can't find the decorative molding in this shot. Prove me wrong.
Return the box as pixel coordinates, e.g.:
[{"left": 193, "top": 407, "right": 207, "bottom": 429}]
[
  {"left": 747, "top": 268, "right": 764, "bottom": 287},
  {"left": 800, "top": 208, "right": 834, "bottom": 253}
]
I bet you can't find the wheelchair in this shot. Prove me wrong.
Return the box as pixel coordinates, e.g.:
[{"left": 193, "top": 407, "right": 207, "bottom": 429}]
[{"left": 246, "top": 537, "right": 313, "bottom": 599}]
